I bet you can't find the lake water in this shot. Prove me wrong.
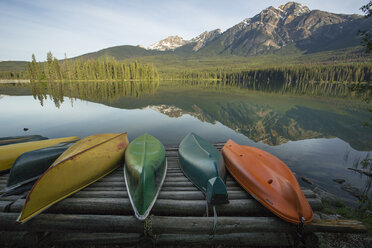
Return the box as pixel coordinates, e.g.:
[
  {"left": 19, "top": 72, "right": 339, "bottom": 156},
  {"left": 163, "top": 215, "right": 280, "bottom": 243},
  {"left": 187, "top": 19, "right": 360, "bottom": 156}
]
[{"left": 0, "top": 81, "right": 371, "bottom": 204}]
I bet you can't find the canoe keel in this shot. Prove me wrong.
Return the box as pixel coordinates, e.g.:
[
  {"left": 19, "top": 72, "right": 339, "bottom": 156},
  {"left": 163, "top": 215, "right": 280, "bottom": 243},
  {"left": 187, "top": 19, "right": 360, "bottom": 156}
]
[
  {"left": 125, "top": 134, "right": 167, "bottom": 221},
  {"left": 206, "top": 176, "right": 228, "bottom": 205},
  {"left": 125, "top": 158, "right": 167, "bottom": 220}
]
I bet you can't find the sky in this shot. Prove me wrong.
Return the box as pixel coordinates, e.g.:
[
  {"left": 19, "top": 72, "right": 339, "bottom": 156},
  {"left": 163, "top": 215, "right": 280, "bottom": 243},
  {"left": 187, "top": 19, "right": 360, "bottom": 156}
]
[{"left": 0, "top": 0, "right": 368, "bottom": 61}]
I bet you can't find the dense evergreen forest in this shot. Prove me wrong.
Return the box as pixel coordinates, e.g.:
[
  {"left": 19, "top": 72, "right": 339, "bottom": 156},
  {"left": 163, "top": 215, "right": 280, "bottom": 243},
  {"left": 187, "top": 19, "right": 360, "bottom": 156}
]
[
  {"left": 175, "top": 63, "right": 372, "bottom": 96},
  {"left": 176, "top": 64, "right": 371, "bottom": 83},
  {"left": 26, "top": 52, "right": 159, "bottom": 82}
]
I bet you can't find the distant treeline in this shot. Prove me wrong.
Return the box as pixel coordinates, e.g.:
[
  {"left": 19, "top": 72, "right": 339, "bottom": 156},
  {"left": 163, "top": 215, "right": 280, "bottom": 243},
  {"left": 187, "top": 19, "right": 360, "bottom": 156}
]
[
  {"left": 175, "top": 63, "right": 372, "bottom": 96},
  {"left": 177, "top": 64, "right": 372, "bottom": 83},
  {"left": 0, "top": 71, "right": 28, "bottom": 79},
  {"left": 27, "top": 52, "right": 160, "bottom": 82}
]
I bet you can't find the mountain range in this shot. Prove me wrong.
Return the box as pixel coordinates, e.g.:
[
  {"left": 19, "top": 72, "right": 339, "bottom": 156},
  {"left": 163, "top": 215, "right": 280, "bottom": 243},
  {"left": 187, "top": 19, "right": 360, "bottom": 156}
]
[
  {"left": 78, "top": 2, "right": 371, "bottom": 59},
  {"left": 0, "top": 2, "right": 371, "bottom": 72}
]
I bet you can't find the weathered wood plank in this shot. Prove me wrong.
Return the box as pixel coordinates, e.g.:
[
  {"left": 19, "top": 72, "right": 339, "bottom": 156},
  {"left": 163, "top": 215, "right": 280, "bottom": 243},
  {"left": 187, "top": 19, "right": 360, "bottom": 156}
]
[
  {"left": 7, "top": 198, "right": 322, "bottom": 216},
  {"left": 0, "top": 189, "right": 316, "bottom": 202},
  {"left": 0, "top": 213, "right": 143, "bottom": 233},
  {"left": 306, "top": 218, "right": 368, "bottom": 233},
  {"left": 0, "top": 213, "right": 366, "bottom": 234},
  {"left": 0, "top": 201, "right": 12, "bottom": 212},
  {"left": 151, "top": 216, "right": 294, "bottom": 234},
  {"left": 0, "top": 231, "right": 30, "bottom": 247},
  {"left": 154, "top": 233, "right": 291, "bottom": 247},
  {"left": 42, "top": 233, "right": 141, "bottom": 246},
  {"left": 88, "top": 180, "right": 241, "bottom": 188}
]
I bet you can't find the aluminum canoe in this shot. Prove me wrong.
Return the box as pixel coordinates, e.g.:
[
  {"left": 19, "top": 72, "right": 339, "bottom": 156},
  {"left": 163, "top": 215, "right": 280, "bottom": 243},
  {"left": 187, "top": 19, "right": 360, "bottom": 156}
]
[
  {"left": 124, "top": 134, "right": 167, "bottom": 220},
  {"left": 17, "top": 133, "right": 129, "bottom": 223},
  {"left": 221, "top": 139, "right": 313, "bottom": 225}
]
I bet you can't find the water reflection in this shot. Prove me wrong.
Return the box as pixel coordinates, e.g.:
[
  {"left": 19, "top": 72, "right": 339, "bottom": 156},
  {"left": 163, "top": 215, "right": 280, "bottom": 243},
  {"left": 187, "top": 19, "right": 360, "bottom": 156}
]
[
  {"left": 1, "top": 81, "right": 372, "bottom": 202},
  {"left": 30, "top": 81, "right": 159, "bottom": 107},
  {"left": 7, "top": 81, "right": 372, "bottom": 151},
  {"left": 179, "top": 79, "right": 356, "bottom": 97}
]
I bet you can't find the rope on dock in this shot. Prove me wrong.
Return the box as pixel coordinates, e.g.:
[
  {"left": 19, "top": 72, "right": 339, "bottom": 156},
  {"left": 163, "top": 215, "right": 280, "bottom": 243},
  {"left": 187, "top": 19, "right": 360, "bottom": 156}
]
[{"left": 144, "top": 214, "right": 154, "bottom": 238}]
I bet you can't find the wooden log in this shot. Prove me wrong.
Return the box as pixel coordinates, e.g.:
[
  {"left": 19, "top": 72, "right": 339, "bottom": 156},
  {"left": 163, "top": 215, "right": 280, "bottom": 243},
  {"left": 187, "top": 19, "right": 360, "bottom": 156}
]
[
  {"left": 0, "top": 201, "right": 11, "bottom": 212},
  {"left": 84, "top": 185, "right": 247, "bottom": 192},
  {"left": 151, "top": 216, "right": 294, "bottom": 234},
  {"left": 8, "top": 197, "right": 322, "bottom": 216},
  {"left": 347, "top": 167, "right": 372, "bottom": 177},
  {"left": 0, "top": 213, "right": 366, "bottom": 234},
  {"left": 0, "top": 213, "right": 143, "bottom": 233},
  {"left": 306, "top": 218, "right": 368, "bottom": 233},
  {"left": 82, "top": 187, "right": 125, "bottom": 191},
  {"left": 89, "top": 180, "right": 241, "bottom": 188},
  {"left": 0, "top": 231, "right": 29, "bottom": 246},
  {"left": 0, "top": 189, "right": 315, "bottom": 202},
  {"left": 42, "top": 233, "right": 141, "bottom": 246},
  {"left": 154, "top": 233, "right": 291, "bottom": 247}
]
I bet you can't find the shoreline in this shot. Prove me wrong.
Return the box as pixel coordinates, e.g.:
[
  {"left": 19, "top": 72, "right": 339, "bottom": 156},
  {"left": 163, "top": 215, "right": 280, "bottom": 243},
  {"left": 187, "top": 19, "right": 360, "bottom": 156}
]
[{"left": 0, "top": 79, "right": 30, "bottom": 84}]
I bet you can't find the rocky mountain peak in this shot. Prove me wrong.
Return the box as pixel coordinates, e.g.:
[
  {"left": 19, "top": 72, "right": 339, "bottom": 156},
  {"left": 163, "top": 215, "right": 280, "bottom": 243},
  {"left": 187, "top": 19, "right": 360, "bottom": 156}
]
[
  {"left": 278, "top": 2, "right": 310, "bottom": 15},
  {"left": 148, "top": 35, "right": 189, "bottom": 51},
  {"left": 190, "top": 29, "right": 222, "bottom": 51}
]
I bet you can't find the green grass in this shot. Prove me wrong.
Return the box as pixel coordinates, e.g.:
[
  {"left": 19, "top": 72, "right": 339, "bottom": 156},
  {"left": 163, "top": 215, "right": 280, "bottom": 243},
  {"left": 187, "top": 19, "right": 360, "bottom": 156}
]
[{"left": 322, "top": 199, "right": 372, "bottom": 232}]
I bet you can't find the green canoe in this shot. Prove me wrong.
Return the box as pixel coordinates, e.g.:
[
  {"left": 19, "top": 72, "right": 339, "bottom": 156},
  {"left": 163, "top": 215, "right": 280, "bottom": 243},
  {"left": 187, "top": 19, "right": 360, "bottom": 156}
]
[
  {"left": 0, "top": 135, "right": 47, "bottom": 146},
  {"left": 178, "top": 133, "right": 228, "bottom": 205},
  {"left": 124, "top": 134, "right": 167, "bottom": 220},
  {"left": 1, "top": 141, "right": 75, "bottom": 197}
]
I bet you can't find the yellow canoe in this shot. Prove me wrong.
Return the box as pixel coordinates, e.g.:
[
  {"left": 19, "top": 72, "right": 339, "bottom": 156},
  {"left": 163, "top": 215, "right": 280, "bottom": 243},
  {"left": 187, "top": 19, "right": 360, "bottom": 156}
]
[
  {"left": 17, "top": 133, "right": 129, "bottom": 223},
  {"left": 0, "top": 136, "right": 79, "bottom": 172}
]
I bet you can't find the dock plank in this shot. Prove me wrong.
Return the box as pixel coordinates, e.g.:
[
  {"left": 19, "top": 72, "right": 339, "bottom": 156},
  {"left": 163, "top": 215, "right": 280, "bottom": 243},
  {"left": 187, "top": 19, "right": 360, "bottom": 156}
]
[{"left": 0, "top": 143, "right": 366, "bottom": 247}]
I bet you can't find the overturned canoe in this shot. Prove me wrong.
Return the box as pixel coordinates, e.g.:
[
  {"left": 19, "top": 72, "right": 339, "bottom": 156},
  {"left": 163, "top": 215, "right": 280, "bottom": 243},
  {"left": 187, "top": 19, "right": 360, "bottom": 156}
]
[
  {"left": 178, "top": 133, "right": 228, "bottom": 205},
  {"left": 1, "top": 141, "right": 76, "bottom": 197},
  {"left": 0, "top": 136, "right": 78, "bottom": 173},
  {"left": 124, "top": 134, "right": 167, "bottom": 220},
  {"left": 0, "top": 135, "right": 47, "bottom": 146},
  {"left": 17, "top": 133, "right": 129, "bottom": 223},
  {"left": 221, "top": 139, "right": 313, "bottom": 225}
]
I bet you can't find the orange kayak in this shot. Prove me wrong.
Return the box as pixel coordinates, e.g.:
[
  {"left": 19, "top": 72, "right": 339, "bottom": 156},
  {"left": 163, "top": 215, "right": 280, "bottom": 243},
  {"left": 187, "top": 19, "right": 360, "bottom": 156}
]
[{"left": 221, "top": 140, "right": 313, "bottom": 225}]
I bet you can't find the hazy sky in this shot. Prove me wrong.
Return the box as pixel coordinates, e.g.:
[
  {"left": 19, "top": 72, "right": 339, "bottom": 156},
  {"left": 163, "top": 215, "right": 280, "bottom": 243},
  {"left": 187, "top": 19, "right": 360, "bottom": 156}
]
[{"left": 0, "top": 0, "right": 368, "bottom": 61}]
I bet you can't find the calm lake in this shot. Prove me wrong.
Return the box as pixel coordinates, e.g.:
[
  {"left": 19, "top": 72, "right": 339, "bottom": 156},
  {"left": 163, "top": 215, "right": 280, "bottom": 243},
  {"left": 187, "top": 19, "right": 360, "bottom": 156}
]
[{"left": 0, "top": 81, "right": 371, "bottom": 204}]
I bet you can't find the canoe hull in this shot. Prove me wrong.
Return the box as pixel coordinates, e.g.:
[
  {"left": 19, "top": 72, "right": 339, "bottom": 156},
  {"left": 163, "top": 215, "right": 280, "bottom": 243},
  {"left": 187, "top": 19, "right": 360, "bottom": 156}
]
[
  {"left": 125, "top": 134, "right": 167, "bottom": 220},
  {"left": 0, "top": 136, "right": 79, "bottom": 172},
  {"left": 0, "top": 135, "right": 47, "bottom": 146},
  {"left": 221, "top": 139, "right": 313, "bottom": 225},
  {"left": 178, "top": 133, "right": 228, "bottom": 205},
  {"left": 1, "top": 141, "right": 75, "bottom": 196},
  {"left": 17, "top": 133, "right": 129, "bottom": 223}
]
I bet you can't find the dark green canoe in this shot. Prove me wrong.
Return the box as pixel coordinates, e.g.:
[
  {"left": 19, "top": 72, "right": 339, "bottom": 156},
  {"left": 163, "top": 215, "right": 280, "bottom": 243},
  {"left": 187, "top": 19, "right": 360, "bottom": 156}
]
[
  {"left": 1, "top": 141, "right": 75, "bottom": 196},
  {"left": 178, "top": 133, "right": 228, "bottom": 205},
  {"left": 124, "top": 134, "right": 167, "bottom": 220},
  {"left": 0, "top": 135, "right": 48, "bottom": 146}
]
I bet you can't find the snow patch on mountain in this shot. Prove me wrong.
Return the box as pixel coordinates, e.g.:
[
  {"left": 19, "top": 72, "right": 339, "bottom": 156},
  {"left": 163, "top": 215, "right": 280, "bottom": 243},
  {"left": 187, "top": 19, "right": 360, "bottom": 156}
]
[{"left": 148, "top": 36, "right": 189, "bottom": 51}]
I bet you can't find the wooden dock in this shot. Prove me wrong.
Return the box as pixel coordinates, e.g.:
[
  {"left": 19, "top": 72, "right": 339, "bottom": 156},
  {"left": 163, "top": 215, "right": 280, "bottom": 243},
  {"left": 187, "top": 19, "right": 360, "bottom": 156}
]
[{"left": 0, "top": 144, "right": 367, "bottom": 247}]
